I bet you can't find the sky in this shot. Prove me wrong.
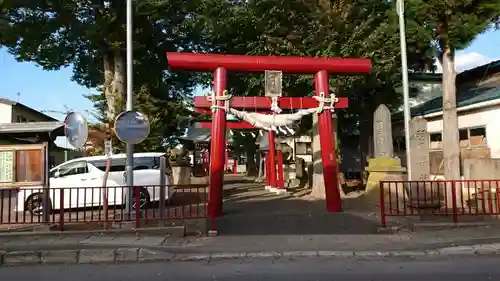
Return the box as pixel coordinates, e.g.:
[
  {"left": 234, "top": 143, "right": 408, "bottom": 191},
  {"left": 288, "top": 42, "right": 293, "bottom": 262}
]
[{"left": 1, "top": 29, "right": 499, "bottom": 122}]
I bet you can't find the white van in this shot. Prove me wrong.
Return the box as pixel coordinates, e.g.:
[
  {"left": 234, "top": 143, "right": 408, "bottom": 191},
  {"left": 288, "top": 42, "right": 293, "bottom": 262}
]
[{"left": 16, "top": 152, "right": 174, "bottom": 216}]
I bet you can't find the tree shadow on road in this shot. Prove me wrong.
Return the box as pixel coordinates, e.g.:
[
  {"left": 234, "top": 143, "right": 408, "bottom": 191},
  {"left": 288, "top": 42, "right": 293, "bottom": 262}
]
[{"left": 215, "top": 181, "right": 382, "bottom": 235}]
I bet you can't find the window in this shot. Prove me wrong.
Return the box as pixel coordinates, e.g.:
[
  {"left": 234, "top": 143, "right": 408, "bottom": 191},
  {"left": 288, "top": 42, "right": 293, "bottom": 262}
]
[
  {"left": 97, "top": 165, "right": 126, "bottom": 172},
  {"left": 428, "top": 127, "right": 487, "bottom": 149},
  {"left": 16, "top": 116, "right": 27, "bottom": 123},
  {"left": 469, "top": 127, "right": 487, "bottom": 146},
  {"left": 459, "top": 127, "right": 487, "bottom": 147},
  {"left": 88, "top": 160, "right": 125, "bottom": 172},
  {"left": 430, "top": 133, "right": 442, "bottom": 142},
  {"left": 459, "top": 129, "right": 468, "bottom": 147},
  {"left": 429, "top": 133, "right": 442, "bottom": 150},
  {"left": 16, "top": 150, "right": 43, "bottom": 182},
  {"left": 134, "top": 165, "right": 149, "bottom": 170},
  {"left": 56, "top": 161, "right": 88, "bottom": 177},
  {"left": 134, "top": 157, "right": 155, "bottom": 169},
  {"left": 89, "top": 156, "right": 169, "bottom": 172}
]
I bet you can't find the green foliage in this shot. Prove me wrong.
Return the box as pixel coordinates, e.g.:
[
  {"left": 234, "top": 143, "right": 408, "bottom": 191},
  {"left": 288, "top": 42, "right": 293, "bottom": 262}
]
[
  {"left": 0, "top": 0, "right": 204, "bottom": 152},
  {"left": 193, "top": 0, "right": 436, "bottom": 136},
  {"left": 408, "top": 0, "right": 500, "bottom": 55}
]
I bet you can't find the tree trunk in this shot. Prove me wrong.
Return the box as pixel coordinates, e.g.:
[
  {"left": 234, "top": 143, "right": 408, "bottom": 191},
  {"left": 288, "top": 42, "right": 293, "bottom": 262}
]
[
  {"left": 359, "top": 115, "right": 372, "bottom": 171},
  {"left": 112, "top": 50, "right": 126, "bottom": 112},
  {"left": 101, "top": 54, "right": 114, "bottom": 229},
  {"left": 441, "top": 42, "right": 461, "bottom": 206},
  {"left": 256, "top": 152, "right": 262, "bottom": 176},
  {"left": 101, "top": 157, "right": 111, "bottom": 229},
  {"left": 310, "top": 113, "right": 326, "bottom": 199},
  {"left": 103, "top": 53, "right": 115, "bottom": 121},
  {"left": 333, "top": 115, "right": 346, "bottom": 198},
  {"left": 102, "top": 50, "right": 126, "bottom": 121},
  {"left": 101, "top": 50, "right": 127, "bottom": 227},
  {"left": 245, "top": 144, "right": 258, "bottom": 176},
  {"left": 255, "top": 153, "right": 266, "bottom": 182}
]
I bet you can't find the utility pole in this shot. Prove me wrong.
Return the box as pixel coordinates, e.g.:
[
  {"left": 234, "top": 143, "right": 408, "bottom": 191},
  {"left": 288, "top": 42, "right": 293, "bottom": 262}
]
[
  {"left": 125, "top": 0, "right": 134, "bottom": 213},
  {"left": 396, "top": 0, "right": 412, "bottom": 180}
]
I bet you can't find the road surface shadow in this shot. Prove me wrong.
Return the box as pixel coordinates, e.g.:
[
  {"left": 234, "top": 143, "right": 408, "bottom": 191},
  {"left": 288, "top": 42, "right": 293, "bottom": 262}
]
[{"left": 215, "top": 180, "right": 382, "bottom": 235}]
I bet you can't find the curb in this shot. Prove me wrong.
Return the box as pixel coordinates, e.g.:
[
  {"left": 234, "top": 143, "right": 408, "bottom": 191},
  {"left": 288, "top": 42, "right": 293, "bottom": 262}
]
[
  {"left": 0, "top": 226, "right": 186, "bottom": 237},
  {"left": 2, "top": 243, "right": 500, "bottom": 267}
]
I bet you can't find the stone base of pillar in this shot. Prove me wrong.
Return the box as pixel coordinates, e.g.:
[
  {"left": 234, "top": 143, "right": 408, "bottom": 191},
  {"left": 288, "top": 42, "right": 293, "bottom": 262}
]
[
  {"left": 364, "top": 156, "right": 406, "bottom": 202},
  {"left": 208, "top": 229, "right": 219, "bottom": 237},
  {"left": 270, "top": 187, "right": 288, "bottom": 195},
  {"left": 171, "top": 165, "right": 192, "bottom": 185}
]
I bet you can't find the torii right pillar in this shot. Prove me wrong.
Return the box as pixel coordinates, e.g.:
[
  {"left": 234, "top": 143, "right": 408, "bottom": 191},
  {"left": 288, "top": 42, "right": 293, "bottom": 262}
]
[{"left": 314, "top": 71, "right": 341, "bottom": 212}]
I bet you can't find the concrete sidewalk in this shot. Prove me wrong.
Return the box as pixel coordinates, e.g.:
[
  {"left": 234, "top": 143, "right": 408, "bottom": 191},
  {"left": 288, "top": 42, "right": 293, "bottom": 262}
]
[
  {"left": 2, "top": 238, "right": 500, "bottom": 267},
  {"left": 2, "top": 226, "right": 500, "bottom": 252},
  {"left": 3, "top": 226, "right": 500, "bottom": 266}
]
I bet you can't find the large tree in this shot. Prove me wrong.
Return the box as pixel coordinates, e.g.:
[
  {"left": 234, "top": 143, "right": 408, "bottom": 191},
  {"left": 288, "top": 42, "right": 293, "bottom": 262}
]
[
  {"left": 194, "top": 0, "right": 435, "bottom": 197},
  {"left": 0, "top": 0, "right": 204, "bottom": 152},
  {"left": 410, "top": 0, "right": 500, "bottom": 183}
]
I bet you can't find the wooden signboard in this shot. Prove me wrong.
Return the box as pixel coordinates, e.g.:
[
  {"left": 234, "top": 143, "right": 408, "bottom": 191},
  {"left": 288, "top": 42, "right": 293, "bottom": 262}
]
[{"left": 0, "top": 144, "right": 47, "bottom": 188}]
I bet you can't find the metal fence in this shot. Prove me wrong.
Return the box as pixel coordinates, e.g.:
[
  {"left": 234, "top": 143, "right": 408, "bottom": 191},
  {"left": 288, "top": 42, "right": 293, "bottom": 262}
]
[
  {"left": 0, "top": 184, "right": 210, "bottom": 231},
  {"left": 380, "top": 180, "right": 500, "bottom": 227}
]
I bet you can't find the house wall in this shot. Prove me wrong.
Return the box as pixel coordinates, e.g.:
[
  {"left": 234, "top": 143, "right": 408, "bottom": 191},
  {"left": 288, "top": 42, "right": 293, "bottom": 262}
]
[
  {"left": 393, "top": 104, "right": 500, "bottom": 164},
  {"left": 0, "top": 102, "right": 79, "bottom": 167},
  {"left": 0, "top": 104, "right": 13, "bottom": 123},
  {"left": 426, "top": 105, "right": 500, "bottom": 158}
]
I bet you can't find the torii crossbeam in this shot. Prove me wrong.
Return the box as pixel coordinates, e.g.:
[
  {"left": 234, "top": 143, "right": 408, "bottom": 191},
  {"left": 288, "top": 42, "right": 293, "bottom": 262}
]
[{"left": 167, "top": 52, "right": 371, "bottom": 217}]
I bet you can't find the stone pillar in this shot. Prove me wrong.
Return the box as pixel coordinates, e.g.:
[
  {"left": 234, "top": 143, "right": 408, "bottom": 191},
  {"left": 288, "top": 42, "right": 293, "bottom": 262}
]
[
  {"left": 409, "top": 117, "right": 430, "bottom": 181},
  {"left": 365, "top": 104, "right": 406, "bottom": 201},
  {"left": 373, "top": 104, "right": 394, "bottom": 158},
  {"left": 408, "top": 117, "right": 439, "bottom": 208}
]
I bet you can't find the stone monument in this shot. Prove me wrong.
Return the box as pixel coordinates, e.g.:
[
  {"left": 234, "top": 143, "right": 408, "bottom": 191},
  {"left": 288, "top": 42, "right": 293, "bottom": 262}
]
[
  {"left": 168, "top": 144, "right": 191, "bottom": 185},
  {"left": 280, "top": 143, "right": 296, "bottom": 188},
  {"left": 407, "top": 117, "right": 439, "bottom": 207},
  {"left": 409, "top": 117, "right": 430, "bottom": 181},
  {"left": 373, "top": 104, "right": 394, "bottom": 158},
  {"left": 364, "top": 104, "right": 406, "bottom": 199}
]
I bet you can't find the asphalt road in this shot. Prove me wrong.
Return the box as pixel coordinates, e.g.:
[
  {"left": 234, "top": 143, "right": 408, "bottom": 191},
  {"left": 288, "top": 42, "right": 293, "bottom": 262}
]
[{"left": 1, "top": 256, "right": 499, "bottom": 280}]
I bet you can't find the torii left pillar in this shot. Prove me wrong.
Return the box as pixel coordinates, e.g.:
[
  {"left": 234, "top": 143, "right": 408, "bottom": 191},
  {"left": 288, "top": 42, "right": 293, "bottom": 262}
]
[
  {"left": 167, "top": 52, "right": 371, "bottom": 217},
  {"left": 209, "top": 67, "right": 227, "bottom": 217}
]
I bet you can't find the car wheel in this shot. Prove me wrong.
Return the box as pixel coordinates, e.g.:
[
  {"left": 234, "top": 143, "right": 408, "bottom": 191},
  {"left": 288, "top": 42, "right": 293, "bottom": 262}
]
[{"left": 25, "top": 193, "right": 51, "bottom": 217}]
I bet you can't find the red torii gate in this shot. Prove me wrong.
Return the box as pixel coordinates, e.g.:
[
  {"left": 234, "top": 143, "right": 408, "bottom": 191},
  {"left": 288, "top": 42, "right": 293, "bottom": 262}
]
[
  {"left": 167, "top": 52, "right": 371, "bottom": 217},
  {"left": 196, "top": 120, "right": 286, "bottom": 190}
]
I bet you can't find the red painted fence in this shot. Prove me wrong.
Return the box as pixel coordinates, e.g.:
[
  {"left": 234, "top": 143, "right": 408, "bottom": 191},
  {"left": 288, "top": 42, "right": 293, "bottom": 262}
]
[
  {"left": 379, "top": 180, "right": 500, "bottom": 227},
  {"left": 0, "top": 184, "right": 213, "bottom": 232}
]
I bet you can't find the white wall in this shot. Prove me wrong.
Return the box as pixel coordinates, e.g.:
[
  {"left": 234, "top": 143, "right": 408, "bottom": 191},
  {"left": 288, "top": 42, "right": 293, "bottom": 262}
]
[
  {"left": 426, "top": 104, "right": 500, "bottom": 158},
  {"left": 0, "top": 103, "right": 13, "bottom": 123}
]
